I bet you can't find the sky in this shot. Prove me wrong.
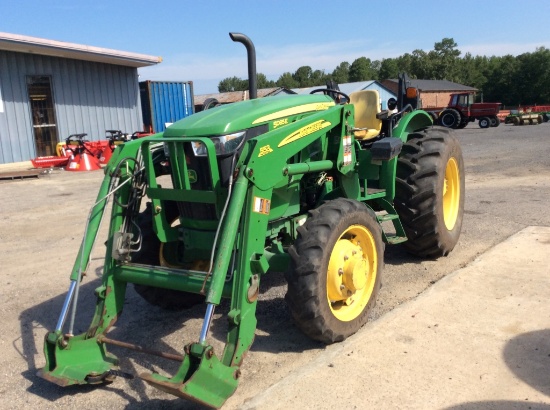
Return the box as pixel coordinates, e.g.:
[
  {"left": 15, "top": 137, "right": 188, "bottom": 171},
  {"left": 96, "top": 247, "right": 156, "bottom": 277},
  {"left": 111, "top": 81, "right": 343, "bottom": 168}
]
[{"left": 1, "top": 0, "right": 550, "bottom": 95}]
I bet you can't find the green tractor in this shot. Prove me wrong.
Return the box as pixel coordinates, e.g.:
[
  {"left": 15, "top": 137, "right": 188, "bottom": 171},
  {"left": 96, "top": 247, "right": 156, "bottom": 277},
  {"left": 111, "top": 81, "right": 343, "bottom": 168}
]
[{"left": 38, "top": 33, "right": 464, "bottom": 408}]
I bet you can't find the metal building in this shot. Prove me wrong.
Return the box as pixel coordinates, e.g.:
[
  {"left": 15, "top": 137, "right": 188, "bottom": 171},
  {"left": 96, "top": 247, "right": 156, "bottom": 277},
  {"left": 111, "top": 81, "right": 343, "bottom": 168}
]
[
  {"left": 0, "top": 32, "right": 161, "bottom": 164},
  {"left": 381, "top": 79, "right": 478, "bottom": 109}
]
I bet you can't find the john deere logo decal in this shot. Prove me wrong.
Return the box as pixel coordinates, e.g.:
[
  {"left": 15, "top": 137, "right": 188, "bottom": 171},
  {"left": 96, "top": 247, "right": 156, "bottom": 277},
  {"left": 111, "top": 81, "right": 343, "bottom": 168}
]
[{"left": 188, "top": 169, "right": 198, "bottom": 183}]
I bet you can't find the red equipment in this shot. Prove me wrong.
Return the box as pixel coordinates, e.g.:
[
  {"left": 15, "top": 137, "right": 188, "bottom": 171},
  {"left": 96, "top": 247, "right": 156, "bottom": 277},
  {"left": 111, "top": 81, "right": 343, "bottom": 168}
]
[
  {"left": 99, "top": 130, "right": 152, "bottom": 164},
  {"left": 64, "top": 133, "right": 102, "bottom": 172},
  {"left": 98, "top": 130, "right": 126, "bottom": 164},
  {"left": 31, "top": 130, "right": 154, "bottom": 170},
  {"left": 31, "top": 156, "right": 70, "bottom": 169},
  {"left": 428, "top": 93, "right": 501, "bottom": 129}
]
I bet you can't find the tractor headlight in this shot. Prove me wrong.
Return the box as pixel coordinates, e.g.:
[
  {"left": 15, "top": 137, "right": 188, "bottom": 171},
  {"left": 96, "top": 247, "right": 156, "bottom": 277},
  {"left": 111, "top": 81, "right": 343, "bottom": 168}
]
[{"left": 191, "top": 131, "right": 246, "bottom": 157}]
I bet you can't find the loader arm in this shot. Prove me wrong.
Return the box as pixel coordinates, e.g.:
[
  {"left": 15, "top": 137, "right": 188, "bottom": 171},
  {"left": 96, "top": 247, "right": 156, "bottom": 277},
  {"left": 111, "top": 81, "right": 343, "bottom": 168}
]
[{"left": 38, "top": 101, "right": 354, "bottom": 407}]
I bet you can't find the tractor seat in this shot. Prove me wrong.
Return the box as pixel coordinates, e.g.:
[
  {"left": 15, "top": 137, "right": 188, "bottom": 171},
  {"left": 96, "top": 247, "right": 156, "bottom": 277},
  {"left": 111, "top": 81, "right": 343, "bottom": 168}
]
[{"left": 349, "top": 90, "right": 382, "bottom": 140}]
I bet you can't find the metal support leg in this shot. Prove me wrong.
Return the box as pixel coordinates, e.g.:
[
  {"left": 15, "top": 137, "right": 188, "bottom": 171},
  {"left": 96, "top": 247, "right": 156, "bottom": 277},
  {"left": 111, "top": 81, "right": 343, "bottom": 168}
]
[
  {"left": 199, "top": 303, "right": 215, "bottom": 343},
  {"left": 55, "top": 280, "right": 77, "bottom": 332}
]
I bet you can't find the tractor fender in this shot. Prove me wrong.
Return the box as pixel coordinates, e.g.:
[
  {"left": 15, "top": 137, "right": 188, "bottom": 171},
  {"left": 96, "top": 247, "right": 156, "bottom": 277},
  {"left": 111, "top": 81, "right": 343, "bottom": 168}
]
[{"left": 393, "top": 110, "right": 433, "bottom": 142}]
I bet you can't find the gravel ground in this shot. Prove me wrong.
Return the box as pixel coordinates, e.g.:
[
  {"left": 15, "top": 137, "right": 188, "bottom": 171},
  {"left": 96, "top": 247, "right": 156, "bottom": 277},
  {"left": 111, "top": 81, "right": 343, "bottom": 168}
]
[{"left": 0, "top": 121, "right": 549, "bottom": 409}]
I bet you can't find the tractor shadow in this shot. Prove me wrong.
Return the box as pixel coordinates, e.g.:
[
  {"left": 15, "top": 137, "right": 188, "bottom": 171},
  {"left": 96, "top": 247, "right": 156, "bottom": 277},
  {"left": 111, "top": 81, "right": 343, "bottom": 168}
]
[
  {"left": 383, "top": 243, "right": 425, "bottom": 266},
  {"left": 442, "top": 329, "right": 550, "bottom": 409},
  {"left": 502, "top": 328, "right": 550, "bottom": 397}
]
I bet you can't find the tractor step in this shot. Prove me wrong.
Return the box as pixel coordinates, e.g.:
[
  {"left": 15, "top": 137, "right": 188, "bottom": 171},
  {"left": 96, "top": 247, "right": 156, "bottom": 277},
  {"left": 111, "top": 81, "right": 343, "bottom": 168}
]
[
  {"left": 373, "top": 199, "right": 408, "bottom": 245},
  {"left": 376, "top": 213, "right": 399, "bottom": 222},
  {"left": 385, "top": 234, "right": 408, "bottom": 244}
]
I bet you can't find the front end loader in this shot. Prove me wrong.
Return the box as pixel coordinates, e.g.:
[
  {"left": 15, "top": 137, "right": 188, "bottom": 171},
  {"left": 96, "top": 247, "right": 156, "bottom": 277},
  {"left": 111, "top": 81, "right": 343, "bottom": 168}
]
[{"left": 38, "top": 33, "right": 465, "bottom": 408}]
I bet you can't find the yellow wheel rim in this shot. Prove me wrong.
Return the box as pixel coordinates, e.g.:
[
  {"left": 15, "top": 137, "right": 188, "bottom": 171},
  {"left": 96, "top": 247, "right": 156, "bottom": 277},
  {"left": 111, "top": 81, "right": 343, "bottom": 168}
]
[
  {"left": 326, "top": 225, "right": 378, "bottom": 322},
  {"left": 443, "top": 157, "right": 460, "bottom": 230}
]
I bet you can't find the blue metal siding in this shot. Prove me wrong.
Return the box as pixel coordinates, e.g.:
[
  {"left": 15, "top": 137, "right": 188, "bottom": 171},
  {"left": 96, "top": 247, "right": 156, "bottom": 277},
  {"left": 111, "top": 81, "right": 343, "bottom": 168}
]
[
  {"left": 0, "top": 50, "right": 143, "bottom": 164},
  {"left": 140, "top": 81, "right": 194, "bottom": 133},
  {"left": 363, "top": 83, "right": 395, "bottom": 110}
]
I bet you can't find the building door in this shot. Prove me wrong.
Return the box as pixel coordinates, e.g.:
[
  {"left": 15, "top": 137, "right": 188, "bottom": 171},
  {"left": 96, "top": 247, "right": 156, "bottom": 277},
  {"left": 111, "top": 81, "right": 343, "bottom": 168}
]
[{"left": 27, "top": 76, "right": 58, "bottom": 157}]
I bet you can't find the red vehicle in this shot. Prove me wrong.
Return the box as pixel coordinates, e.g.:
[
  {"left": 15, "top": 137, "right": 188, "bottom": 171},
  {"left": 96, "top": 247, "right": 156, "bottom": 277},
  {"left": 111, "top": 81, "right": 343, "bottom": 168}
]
[{"left": 430, "top": 93, "right": 501, "bottom": 129}]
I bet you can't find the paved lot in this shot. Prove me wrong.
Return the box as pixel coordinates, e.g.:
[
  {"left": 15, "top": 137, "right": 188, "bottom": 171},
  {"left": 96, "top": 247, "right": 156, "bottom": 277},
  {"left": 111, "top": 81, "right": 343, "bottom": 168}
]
[
  {"left": 0, "top": 121, "right": 549, "bottom": 409},
  {"left": 243, "top": 226, "right": 550, "bottom": 410}
]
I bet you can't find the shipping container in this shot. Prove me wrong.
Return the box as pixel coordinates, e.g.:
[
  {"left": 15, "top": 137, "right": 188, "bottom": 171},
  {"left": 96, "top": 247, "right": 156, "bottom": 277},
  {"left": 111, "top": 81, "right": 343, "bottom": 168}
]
[{"left": 140, "top": 81, "right": 194, "bottom": 133}]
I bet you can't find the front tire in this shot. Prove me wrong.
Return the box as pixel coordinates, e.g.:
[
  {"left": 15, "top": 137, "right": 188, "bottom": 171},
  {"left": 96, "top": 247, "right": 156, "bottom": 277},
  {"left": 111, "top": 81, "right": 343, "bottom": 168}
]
[
  {"left": 395, "top": 126, "right": 465, "bottom": 258},
  {"left": 479, "top": 117, "right": 491, "bottom": 128},
  {"left": 285, "top": 198, "right": 384, "bottom": 344},
  {"left": 132, "top": 203, "right": 204, "bottom": 310}
]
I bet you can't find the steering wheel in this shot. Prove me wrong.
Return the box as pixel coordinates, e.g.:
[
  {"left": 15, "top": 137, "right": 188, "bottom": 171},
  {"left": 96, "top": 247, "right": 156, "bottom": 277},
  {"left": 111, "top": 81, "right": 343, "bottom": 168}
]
[{"left": 309, "top": 88, "right": 350, "bottom": 104}]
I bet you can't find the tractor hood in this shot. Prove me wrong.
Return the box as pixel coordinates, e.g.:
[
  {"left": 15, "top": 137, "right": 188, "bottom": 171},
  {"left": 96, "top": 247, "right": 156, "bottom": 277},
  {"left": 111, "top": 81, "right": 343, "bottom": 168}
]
[{"left": 163, "top": 94, "right": 335, "bottom": 138}]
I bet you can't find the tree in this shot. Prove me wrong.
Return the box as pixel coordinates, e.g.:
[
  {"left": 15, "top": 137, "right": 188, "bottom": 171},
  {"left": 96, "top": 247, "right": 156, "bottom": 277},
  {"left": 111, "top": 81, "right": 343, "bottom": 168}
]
[
  {"left": 292, "top": 66, "right": 314, "bottom": 87},
  {"left": 371, "top": 60, "right": 381, "bottom": 75},
  {"left": 218, "top": 76, "right": 247, "bottom": 92},
  {"left": 218, "top": 72, "right": 274, "bottom": 92},
  {"left": 217, "top": 40, "right": 550, "bottom": 108},
  {"left": 513, "top": 47, "right": 550, "bottom": 105},
  {"left": 379, "top": 58, "right": 399, "bottom": 80},
  {"left": 331, "top": 62, "right": 350, "bottom": 84},
  {"left": 410, "top": 49, "right": 432, "bottom": 79},
  {"left": 395, "top": 53, "right": 413, "bottom": 77},
  {"left": 483, "top": 55, "right": 519, "bottom": 105},
  {"left": 257, "top": 73, "right": 276, "bottom": 89},
  {"left": 429, "top": 38, "right": 461, "bottom": 81},
  {"left": 276, "top": 72, "right": 299, "bottom": 89},
  {"left": 458, "top": 53, "right": 488, "bottom": 91},
  {"left": 349, "top": 57, "right": 376, "bottom": 82},
  {"left": 311, "top": 69, "right": 329, "bottom": 86}
]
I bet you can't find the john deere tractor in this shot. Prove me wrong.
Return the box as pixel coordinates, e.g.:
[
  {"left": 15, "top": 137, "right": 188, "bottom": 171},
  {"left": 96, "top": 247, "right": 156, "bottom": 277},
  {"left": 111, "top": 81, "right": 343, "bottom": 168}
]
[{"left": 39, "top": 33, "right": 464, "bottom": 408}]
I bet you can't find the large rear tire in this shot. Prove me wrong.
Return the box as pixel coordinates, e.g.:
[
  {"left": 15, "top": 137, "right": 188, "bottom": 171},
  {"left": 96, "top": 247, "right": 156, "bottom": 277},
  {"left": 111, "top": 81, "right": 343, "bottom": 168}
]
[
  {"left": 395, "top": 126, "right": 465, "bottom": 258},
  {"left": 438, "top": 109, "right": 461, "bottom": 129},
  {"left": 457, "top": 119, "right": 468, "bottom": 129},
  {"left": 132, "top": 203, "right": 204, "bottom": 310},
  {"left": 285, "top": 198, "right": 383, "bottom": 344}
]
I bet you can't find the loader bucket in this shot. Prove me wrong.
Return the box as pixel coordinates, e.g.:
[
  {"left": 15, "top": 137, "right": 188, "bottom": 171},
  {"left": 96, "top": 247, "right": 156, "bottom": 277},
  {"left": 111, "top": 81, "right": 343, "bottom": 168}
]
[{"left": 140, "top": 344, "right": 239, "bottom": 409}]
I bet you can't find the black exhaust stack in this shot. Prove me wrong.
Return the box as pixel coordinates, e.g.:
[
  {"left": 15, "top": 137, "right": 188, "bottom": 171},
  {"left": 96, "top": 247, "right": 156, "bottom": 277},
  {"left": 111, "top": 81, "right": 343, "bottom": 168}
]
[{"left": 229, "top": 32, "right": 257, "bottom": 99}]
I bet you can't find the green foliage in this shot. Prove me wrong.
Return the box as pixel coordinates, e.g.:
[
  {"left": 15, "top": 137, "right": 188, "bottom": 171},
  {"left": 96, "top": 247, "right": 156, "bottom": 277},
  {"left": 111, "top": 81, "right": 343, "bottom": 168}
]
[
  {"left": 257, "top": 73, "right": 276, "bottom": 89},
  {"left": 430, "top": 38, "right": 461, "bottom": 81},
  {"left": 218, "top": 76, "right": 248, "bottom": 92},
  {"left": 217, "top": 39, "right": 550, "bottom": 105},
  {"left": 292, "top": 66, "right": 314, "bottom": 87},
  {"left": 349, "top": 57, "right": 378, "bottom": 82},
  {"left": 330, "top": 62, "right": 350, "bottom": 83},
  {"left": 379, "top": 59, "right": 399, "bottom": 80},
  {"left": 276, "top": 72, "right": 298, "bottom": 88},
  {"left": 288, "top": 66, "right": 329, "bottom": 87},
  {"left": 218, "top": 73, "right": 275, "bottom": 93}
]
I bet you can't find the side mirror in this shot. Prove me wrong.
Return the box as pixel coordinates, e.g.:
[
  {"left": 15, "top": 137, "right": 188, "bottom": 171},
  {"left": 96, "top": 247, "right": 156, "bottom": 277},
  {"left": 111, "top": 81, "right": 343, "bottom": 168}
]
[{"left": 387, "top": 98, "right": 397, "bottom": 111}]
